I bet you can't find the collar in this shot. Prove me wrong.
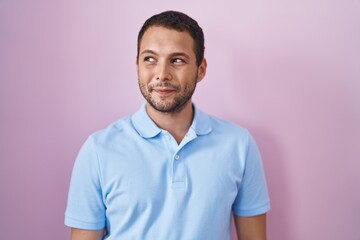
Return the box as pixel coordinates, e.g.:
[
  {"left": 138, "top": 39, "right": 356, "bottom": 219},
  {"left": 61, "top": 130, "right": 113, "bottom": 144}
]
[{"left": 131, "top": 103, "right": 212, "bottom": 139}]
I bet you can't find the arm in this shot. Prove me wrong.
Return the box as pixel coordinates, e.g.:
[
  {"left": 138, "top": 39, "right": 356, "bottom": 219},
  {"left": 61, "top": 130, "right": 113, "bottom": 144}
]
[
  {"left": 71, "top": 228, "right": 105, "bottom": 240},
  {"left": 65, "top": 137, "right": 107, "bottom": 238},
  {"left": 234, "top": 214, "right": 267, "bottom": 240}
]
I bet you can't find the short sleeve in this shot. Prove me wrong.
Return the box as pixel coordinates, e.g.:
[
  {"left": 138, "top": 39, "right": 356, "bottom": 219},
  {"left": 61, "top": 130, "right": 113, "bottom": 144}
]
[
  {"left": 232, "top": 133, "right": 271, "bottom": 216},
  {"left": 64, "top": 136, "right": 106, "bottom": 230}
]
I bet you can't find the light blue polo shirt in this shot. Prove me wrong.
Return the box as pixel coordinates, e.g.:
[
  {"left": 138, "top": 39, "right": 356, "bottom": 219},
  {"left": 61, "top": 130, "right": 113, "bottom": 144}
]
[{"left": 65, "top": 104, "right": 270, "bottom": 240}]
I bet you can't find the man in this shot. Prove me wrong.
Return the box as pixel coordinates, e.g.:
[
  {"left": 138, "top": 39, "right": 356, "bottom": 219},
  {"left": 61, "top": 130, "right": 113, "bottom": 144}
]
[{"left": 65, "top": 10, "right": 270, "bottom": 240}]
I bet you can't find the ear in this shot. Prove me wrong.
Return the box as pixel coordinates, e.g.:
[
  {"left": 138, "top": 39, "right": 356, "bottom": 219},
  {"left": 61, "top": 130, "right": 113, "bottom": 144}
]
[{"left": 197, "top": 58, "right": 207, "bottom": 83}]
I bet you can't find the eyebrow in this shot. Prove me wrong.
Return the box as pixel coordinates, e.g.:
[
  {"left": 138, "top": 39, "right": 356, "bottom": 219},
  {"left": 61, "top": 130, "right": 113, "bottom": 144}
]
[{"left": 140, "top": 49, "right": 191, "bottom": 60}]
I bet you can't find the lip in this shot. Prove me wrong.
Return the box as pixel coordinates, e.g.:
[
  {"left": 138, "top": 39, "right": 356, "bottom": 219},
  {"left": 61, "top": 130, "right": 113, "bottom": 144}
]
[{"left": 153, "top": 88, "right": 175, "bottom": 96}]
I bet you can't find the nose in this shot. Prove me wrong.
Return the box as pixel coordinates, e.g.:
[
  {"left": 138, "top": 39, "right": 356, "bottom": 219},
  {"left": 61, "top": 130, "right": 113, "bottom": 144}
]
[{"left": 156, "top": 62, "right": 172, "bottom": 81}]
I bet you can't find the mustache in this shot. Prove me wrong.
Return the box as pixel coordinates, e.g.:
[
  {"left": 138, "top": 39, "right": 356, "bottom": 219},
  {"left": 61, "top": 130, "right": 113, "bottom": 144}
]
[{"left": 149, "top": 82, "right": 179, "bottom": 90}]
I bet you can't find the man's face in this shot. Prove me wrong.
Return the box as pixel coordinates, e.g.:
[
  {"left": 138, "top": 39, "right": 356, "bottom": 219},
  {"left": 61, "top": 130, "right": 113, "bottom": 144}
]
[{"left": 137, "top": 26, "right": 206, "bottom": 113}]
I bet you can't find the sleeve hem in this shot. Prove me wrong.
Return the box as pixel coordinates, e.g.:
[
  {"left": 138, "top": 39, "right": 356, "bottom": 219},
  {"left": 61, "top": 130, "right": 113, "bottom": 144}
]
[
  {"left": 233, "top": 201, "right": 271, "bottom": 217},
  {"left": 64, "top": 214, "right": 105, "bottom": 230}
]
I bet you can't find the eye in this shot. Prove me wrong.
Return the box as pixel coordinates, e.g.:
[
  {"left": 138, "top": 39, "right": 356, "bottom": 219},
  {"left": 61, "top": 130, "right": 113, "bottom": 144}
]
[
  {"left": 172, "top": 58, "right": 185, "bottom": 64},
  {"left": 144, "top": 56, "right": 156, "bottom": 63}
]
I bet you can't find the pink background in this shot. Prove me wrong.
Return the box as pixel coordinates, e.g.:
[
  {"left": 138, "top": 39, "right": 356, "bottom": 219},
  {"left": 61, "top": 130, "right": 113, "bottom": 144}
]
[{"left": 1, "top": 1, "right": 359, "bottom": 239}]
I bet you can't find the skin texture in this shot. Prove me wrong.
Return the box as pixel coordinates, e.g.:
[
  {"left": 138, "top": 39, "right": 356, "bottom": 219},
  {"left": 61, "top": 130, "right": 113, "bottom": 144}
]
[
  {"left": 234, "top": 214, "right": 267, "bottom": 240},
  {"left": 70, "top": 228, "right": 105, "bottom": 240},
  {"left": 70, "top": 26, "right": 267, "bottom": 240}
]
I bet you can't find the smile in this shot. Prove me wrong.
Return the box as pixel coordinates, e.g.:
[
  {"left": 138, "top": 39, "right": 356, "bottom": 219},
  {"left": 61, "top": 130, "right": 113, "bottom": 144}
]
[{"left": 153, "top": 88, "right": 176, "bottom": 96}]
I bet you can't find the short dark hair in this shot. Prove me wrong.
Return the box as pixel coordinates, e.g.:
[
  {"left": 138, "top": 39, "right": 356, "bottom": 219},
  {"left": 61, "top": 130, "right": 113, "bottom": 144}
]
[{"left": 137, "top": 10, "right": 205, "bottom": 66}]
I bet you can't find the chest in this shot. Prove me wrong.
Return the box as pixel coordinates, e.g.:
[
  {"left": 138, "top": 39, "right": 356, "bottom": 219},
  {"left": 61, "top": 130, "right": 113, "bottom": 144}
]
[{"left": 99, "top": 136, "right": 244, "bottom": 212}]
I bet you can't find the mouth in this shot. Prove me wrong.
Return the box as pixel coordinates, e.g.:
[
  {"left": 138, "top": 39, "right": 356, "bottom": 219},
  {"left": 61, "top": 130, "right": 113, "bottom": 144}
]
[
  {"left": 153, "top": 88, "right": 175, "bottom": 95},
  {"left": 153, "top": 88, "right": 176, "bottom": 96}
]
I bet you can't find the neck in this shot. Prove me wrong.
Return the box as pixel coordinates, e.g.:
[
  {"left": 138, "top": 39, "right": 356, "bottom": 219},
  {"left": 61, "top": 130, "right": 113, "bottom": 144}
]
[{"left": 146, "top": 101, "right": 194, "bottom": 144}]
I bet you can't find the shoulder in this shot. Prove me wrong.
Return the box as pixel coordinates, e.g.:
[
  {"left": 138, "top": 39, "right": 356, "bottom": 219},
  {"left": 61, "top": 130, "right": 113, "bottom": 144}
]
[
  {"left": 88, "top": 116, "right": 134, "bottom": 146},
  {"left": 194, "top": 106, "right": 250, "bottom": 140},
  {"left": 206, "top": 113, "right": 251, "bottom": 140}
]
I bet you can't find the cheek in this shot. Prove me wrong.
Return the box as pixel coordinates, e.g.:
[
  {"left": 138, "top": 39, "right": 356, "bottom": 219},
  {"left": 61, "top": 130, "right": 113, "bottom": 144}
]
[{"left": 139, "top": 67, "right": 154, "bottom": 81}]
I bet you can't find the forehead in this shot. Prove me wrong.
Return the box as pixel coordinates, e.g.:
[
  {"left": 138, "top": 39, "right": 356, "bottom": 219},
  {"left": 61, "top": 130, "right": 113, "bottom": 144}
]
[{"left": 139, "top": 26, "right": 195, "bottom": 57}]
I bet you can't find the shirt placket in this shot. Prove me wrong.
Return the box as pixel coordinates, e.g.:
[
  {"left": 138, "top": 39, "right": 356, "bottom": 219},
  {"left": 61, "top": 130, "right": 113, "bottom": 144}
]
[{"left": 162, "top": 130, "right": 197, "bottom": 189}]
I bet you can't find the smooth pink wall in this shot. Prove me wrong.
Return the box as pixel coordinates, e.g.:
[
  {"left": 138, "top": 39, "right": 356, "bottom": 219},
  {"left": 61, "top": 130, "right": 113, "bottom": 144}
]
[{"left": 1, "top": 1, "right": 359, "bottom": 239}]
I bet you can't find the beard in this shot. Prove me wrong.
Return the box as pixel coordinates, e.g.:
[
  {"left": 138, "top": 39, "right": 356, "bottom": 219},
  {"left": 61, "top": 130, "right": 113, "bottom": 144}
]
[{"left": 138, "top": 77, "right": 198, "bottom": 113}]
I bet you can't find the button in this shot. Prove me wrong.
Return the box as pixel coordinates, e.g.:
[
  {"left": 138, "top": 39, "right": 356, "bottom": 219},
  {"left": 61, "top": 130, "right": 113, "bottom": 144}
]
[
  {"left": 164, "top": 134, "right": 171, "bottom": 140},
  {"left": 174, "top": 155, "right": 180, "bottom": 160}
]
